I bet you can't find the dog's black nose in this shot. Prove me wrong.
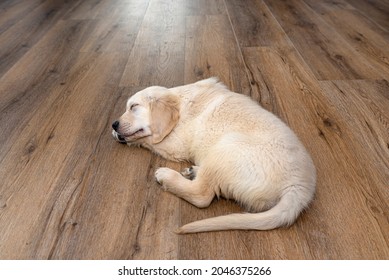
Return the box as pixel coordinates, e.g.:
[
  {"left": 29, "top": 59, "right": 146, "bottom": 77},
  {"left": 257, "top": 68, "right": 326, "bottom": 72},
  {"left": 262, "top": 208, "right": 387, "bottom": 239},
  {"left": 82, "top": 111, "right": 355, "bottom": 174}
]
[{"left": 112, "top": 120, "right": 120, "bottom": 131}]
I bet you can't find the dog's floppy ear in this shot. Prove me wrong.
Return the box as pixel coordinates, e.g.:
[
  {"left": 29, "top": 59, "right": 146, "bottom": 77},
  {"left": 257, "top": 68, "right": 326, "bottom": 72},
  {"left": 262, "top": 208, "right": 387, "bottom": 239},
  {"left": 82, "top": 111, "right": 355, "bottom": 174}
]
[{"left": 149, "top": 94, "right": 180, "bottom": 144}]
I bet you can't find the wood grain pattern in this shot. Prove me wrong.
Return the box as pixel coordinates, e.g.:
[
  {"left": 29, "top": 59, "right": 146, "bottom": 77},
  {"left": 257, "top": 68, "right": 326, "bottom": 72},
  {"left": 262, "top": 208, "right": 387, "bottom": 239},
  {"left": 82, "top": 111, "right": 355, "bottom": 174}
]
[
  {"left": 184, "top": 15, "right": 252, "bottom": 94},
  {"left": 0, "top": 0, "right": 81, "bottom": 77},
  {"left": 346, "top": 0, "right": 389, "bottom": 31},
  {"left": 264, "top": 0, "right": 387, "bottom": 80},
  {"left": 225, "top": 0, "right": 290, "bottom": 47},
  {"left": 119, "top": 0, "right": 186, "bottom": 88},
  {"left": 0, "top": 19, "right": 96, "bottom": 156},
  {"left": 304, "top": 0, "right": 389, "bottom": 74},
  {"left": 0, "top": 0, "right": 388, "bottom": 260}
]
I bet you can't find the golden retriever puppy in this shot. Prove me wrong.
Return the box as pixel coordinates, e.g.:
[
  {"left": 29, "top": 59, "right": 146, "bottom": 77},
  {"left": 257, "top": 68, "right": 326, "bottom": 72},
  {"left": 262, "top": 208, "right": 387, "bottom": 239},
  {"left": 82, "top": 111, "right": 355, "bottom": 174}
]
[{"left": 112, "top": 78, "right": 316, "bottom": 234}]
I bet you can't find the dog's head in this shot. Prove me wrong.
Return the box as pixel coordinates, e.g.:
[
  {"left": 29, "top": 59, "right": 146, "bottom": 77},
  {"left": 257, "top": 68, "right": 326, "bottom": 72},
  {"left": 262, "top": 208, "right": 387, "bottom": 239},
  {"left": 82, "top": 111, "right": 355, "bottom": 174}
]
[{"left": 112, "top": 86, "right": 180, "bottom": 145}]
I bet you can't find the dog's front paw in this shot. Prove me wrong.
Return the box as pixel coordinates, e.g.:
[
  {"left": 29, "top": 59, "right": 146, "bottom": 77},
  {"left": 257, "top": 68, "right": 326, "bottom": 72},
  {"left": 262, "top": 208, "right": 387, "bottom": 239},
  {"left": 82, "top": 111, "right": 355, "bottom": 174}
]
[{"left": 155, "top": 167, "right": 174, "bottom": 189}]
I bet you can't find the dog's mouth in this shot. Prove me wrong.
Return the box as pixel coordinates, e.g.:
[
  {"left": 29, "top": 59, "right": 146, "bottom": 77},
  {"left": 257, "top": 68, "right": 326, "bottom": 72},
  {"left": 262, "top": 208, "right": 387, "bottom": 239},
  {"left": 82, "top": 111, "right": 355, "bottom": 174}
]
[
  {"left": 117, "top": 134, "right": 127, "bottom": 143},
  {"left": 113, "top": 128, "right": 145, "bottom": 143},
  {"left": 123, "top": 128, "right": 145, "bottom": 138},
  {"left": 112, "top": 130, "right": 127, "bottom": 144}
]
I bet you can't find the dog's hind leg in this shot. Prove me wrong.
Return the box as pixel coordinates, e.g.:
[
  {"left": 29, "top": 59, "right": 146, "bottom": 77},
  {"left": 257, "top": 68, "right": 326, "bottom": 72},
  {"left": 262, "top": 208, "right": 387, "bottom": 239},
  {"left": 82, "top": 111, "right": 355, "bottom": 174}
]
[{"left": 155, "top": 167, "right": 214, "bottom": 208}]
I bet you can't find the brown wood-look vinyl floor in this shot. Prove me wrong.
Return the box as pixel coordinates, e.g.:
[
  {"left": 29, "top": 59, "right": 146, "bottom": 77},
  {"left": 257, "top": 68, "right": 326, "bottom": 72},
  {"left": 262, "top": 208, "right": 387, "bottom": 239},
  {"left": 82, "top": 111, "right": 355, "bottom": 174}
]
[{"left": 0, "top": 0, "right": 388, "bottom": 260}]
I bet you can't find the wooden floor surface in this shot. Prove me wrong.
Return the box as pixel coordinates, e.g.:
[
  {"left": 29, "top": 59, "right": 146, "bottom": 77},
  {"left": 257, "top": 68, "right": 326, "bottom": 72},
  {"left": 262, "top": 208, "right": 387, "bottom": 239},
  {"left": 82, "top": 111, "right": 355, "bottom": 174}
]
[{"left": 0, "top": 0, "right": 388, "bottom": 259}]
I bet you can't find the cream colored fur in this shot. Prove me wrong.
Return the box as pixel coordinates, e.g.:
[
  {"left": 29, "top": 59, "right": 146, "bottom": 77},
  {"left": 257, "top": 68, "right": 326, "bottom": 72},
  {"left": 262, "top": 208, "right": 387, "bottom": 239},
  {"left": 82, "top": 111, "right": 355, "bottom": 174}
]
[{"left": 112, "top": 78, "right": 316, "bottom": 234}]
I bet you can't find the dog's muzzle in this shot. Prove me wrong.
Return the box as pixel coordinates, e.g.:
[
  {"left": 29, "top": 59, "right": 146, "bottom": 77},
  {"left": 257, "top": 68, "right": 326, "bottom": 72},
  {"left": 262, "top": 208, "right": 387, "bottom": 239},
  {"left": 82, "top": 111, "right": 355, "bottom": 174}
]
[{"left": 112, "top": 121, "right": 127, "bottom": 144}]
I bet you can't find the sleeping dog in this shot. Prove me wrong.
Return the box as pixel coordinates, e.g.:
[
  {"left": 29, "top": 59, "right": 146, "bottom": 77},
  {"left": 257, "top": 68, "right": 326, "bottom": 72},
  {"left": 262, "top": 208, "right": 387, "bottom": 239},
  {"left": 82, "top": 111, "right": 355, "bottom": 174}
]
[{"left": 112, "top": 78, "right": 316, "bottom": 233}]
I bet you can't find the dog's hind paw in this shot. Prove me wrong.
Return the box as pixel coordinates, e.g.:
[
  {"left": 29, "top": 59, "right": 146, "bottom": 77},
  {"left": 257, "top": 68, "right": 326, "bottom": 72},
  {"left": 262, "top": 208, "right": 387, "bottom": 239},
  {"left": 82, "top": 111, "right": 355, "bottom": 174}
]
[{"left": 181, "top": 166, "right": 199, "bottom": 180}]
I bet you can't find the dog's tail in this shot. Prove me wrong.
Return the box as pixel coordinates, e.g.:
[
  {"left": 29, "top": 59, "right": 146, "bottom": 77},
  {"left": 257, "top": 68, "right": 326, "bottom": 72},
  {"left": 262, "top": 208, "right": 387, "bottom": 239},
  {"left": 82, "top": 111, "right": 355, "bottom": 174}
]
[{"left": 176, "top": 185, "right": 313, "bottom": 234}]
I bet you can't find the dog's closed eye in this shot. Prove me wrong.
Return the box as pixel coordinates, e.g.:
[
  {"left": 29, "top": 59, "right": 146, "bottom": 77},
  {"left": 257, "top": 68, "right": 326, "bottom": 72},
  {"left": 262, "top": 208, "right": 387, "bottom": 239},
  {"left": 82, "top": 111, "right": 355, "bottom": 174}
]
[{"left": 130, "top": 103, "right": 139, "bottom": 111}]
